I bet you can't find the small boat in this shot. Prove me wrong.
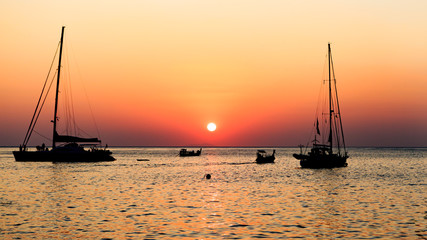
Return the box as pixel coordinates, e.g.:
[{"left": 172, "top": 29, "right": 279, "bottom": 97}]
[
  {"left": 179, "top": 148, "right": 202, "bottom": 157},
  {"left": 137, "top": 159, "right": 150, "bottom": 161},
  {"left": 256, "top": 150, "right": 275, "bottom": 163},
  {"left": 293, "top": 43, "right": 348, "bottom": 168},
  {"left": 13, "top": 27, "right": 115, "bottom": 162}
]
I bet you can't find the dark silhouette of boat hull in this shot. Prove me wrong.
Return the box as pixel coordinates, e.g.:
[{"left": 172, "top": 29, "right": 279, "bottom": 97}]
[
  {"left": 179, "top": 148, "right": 202, "bottom": 157},
  {"left": 256, "top": 155, "right": 275, "bottom": 164},
  {"left": 13, "top": 151, "right": 52, "bottom": 162},
  {"left": 256, "top": 150, "right": 275, "bottom": 164},
  {"left": 13, "top": 149, "right": 115, "bottom": 162},
  {"left": 293, "top": 153, "right": 347, "bottom": 168}
]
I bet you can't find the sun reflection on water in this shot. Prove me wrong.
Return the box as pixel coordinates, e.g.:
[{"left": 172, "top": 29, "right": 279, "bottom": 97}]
[{"left": 0, "top": 147, "right": 425, "bottom": 239}]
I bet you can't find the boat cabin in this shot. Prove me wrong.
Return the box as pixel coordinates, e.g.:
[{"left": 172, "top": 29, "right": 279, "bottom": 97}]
[{"left": 309, "top": 144, "right": 331, "bottom": 156}]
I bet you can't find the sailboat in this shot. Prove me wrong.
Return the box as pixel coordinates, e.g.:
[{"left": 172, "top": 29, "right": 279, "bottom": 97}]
[
  {"left": 293, "top": 43, "right": 348, "bottom": 168},
  {"left": 13, "top": 26, "right": 115, "bottom": 162}
]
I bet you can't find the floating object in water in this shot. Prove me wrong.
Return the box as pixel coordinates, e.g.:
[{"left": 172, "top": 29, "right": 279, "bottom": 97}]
[
  {"left": 12, "top": 26, "right": 115, "bottom": 163},
  {"left": 293, "top": 43, "right": 349, "bottom": 168},
  {"left": 179, "top": 148, "right": 202, "bottom": 157},
  {"left": 256, "top": 149, "right": 275, "bottom": 163},
  {"left": 137, "top": 159, "right": 150, "bottom": 161},
  {"left": 230, "top": 224, "right": 250, "bottom": 228}
]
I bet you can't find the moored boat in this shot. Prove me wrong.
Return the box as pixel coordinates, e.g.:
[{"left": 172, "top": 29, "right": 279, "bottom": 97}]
[
  {"left": 179, "top": 148, "right": 202, "bottom": 157},
  {"left": 293, "top": 43, "right": 348, "bottom": 168},
  {"left": 256, "top": 150, "right": 275, "bottom": 163},
  {"left": 13, "top": 26, "right": 114, "bottom": 162}
]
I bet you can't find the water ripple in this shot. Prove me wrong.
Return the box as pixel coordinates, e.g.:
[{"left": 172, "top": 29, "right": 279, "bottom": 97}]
[{"left": 0, "top": 147, "right": 426, "bottom": 239}]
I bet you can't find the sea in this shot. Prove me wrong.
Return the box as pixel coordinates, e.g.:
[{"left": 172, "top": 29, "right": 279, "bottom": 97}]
[{"left": 0, "top": 147, "right": 425, "bottom": 239}]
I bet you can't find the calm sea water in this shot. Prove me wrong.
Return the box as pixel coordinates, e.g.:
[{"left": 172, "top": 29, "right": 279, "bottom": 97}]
[{"left": 0, "top": 147, "right": 425, "bottom": 239}]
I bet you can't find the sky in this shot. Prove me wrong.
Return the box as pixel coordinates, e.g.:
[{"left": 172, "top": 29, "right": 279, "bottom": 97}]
[{"left": 1, "top": 0, "right": 426, "bottom": 147}]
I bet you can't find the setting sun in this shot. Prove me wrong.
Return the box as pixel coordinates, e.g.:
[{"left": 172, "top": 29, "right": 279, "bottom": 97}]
[{"left": 207, "top": 123, "right": 217, "bottom": 132}]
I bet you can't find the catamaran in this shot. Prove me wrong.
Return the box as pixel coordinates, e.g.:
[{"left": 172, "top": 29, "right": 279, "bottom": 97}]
[
  {"left": 13, "top": 26, "right": 115, "bottom": 162},
  {"left": 293, "top": 43, "right": 348, "bottom": 168}
]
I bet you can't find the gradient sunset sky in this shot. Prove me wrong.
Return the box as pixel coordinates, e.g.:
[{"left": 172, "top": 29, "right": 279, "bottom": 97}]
[{"left": 1, "top": 1, "right": 426, "bottom": 147}]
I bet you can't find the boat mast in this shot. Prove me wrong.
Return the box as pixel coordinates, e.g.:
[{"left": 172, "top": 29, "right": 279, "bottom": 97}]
[
  {"left": 52, "top": 26, "right": 65, "bottom": 148},
  {"left": 328, "top": 43, "right": 333, "bottom": 154}
]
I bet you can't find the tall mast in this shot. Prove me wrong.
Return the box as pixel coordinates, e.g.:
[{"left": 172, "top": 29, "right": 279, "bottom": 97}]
[
  {"left": 52, "top": 26, "right": 65, "bottom": 148},
  {"left": 328, "top": 43, "right": 333, "bottom": 154}
]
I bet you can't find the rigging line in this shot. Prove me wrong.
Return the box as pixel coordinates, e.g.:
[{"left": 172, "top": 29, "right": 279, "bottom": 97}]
[
  {"left": 33, "top": 130, "right": 52, "bottom": 142},
  {"left": 59, "top": 43, "right": 71, "bottom": 136},
  {"left": 61, "top": 84, "right": 71, "bottom": 135},
  {"left": 68, "top": 39, "right": 101, "bottom": 140},
  {"left": 333, "top": 112, "right": 341, "bottom": 152},
  {"left": 25, "top": 71, "right": 57, "bottom": 146},
  {"left": 64, "top": 43, "right": 78, "bottom": 136},
  {"left": 76, "top": 61, "right": 101, "bottom": 138},
  {"left": 313, "top": 53, "right": 328, "bottom": 124},
  {"left": 71, "top": 46, "right": 102, "bottom": 139},
  {"left": 332, "top": 87, "right": 341, "bottom": 153},
  {"left": 76, "top": 126, "right": 92, "bottom": 138},
  {"left": 314, "top": 78, "right": 323, "bottom": 122},
  {"left": 85, "top": 89, "right": 101, "bottom": 139},
  {"left": 321, "top": 72, "right": 330, "bottom": 144},
  {"left": 307, "top": 53, "right": 328, "bottom": 148},
  {"left": 304, "top": 127, "right": 315, "bottom": 154},
  {"left": 61, "top": 52, "right": 72, "bottom": 135},
  {"left": 23, "top": 42, "right": 61, "bottom": 146},
  {"left": 330, "top": 50, "right": 347, "bottom": 154}
]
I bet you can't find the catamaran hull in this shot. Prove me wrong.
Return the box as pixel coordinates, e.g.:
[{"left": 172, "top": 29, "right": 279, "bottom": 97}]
[
  {"left": 293, "top": 154, "right": 348, "bottom": 168},
  {"left": 13, "top": 151, "right": 115, "bottom": 162}
]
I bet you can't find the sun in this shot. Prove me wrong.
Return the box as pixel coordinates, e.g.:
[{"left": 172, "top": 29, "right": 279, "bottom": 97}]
[{"left": 207, "top": 122, "right": 217, "bottom": 132}]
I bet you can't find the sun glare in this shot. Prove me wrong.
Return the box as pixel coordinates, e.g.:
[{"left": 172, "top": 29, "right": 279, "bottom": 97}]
[{"left": 207, "top": 122, "right": 216, "bottom": 132}]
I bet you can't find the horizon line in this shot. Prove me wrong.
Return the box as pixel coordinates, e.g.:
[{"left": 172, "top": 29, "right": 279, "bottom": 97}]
[{"left": 1, "top": 145, "right": 426, "bottom": 148}]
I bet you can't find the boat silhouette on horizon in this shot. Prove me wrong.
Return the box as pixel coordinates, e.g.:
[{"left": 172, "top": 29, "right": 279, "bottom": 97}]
[
  {"left": 179, "top": 148, "right": 202, "bottom": 157},
  {"left": 293, "top": 43, "right": 348, "bottom": 168},
  {"left": 256, "top": 149, "right": 275, "bottom": 164},
  {"left": 13, "top": 26, "right": 114, "bottom": 162}
]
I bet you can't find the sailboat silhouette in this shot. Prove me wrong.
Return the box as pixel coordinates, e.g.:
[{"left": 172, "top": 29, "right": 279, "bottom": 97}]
[
  {"left": 293, "top": 43, "right": 348, "bottom": 168},
  {"left": 13, "top": 26, "right": 115, "bottom": 162}
]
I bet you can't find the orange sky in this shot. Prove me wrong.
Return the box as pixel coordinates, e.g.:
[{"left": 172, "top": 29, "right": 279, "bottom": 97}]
[{"left": 1, "top": 1, "right": 426, "bottom": 147}]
